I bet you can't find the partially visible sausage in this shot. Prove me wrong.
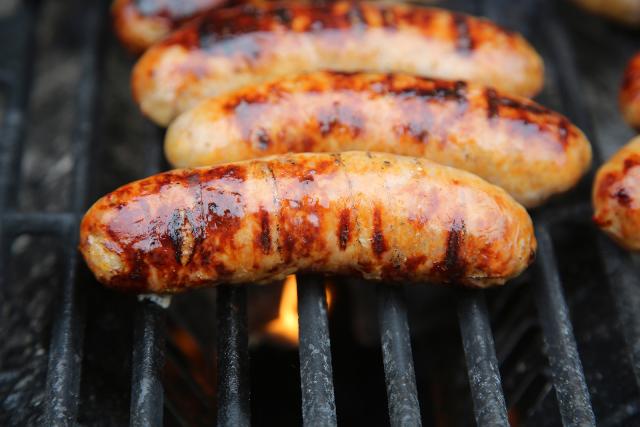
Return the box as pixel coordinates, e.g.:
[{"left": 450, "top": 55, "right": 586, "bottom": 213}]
[
  {"left": 79, "top": 151, "right": 536, "bottom": 293},
  {"left": 165, "top": 71, "right": 591, "bottom": 208},
  {"left": 112, "top": 0, "right": 230, "bottom": 53},
  {"left": 593, "top": 136, "right": 640, "bottom": 250},
  {"left": 621, "top": 52, "right": 640, "bottom": 131},
  {"left": 132, "top": 1, "right": 545, "bottom": 126},
  {"left": 571, "top": 0, "right": 640, "bottom": 27}
]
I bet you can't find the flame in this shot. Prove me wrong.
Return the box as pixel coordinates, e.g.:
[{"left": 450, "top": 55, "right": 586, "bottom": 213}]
[{"left": 265, "top": 275, "right": 333, "bottom": 345}]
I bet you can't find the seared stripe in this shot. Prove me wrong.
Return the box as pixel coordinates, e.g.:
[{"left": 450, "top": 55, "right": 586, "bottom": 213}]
[
  {"left": 485, "top": 87, "right": 499, "bottom": 119},
  {"left": 372, "top": 206, "right": 387, "bottom": 257},
  {"left": 433, "top": 218, "right": 466, "bottom": 279},
  {"left": 338, "top": 208, "right": 351, "bottom": 250},
  {"left": 258, "top": 208, "right": 271, "bottom": 254}
]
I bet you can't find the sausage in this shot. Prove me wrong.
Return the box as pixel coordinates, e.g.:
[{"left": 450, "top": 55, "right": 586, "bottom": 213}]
[
  {"left": 166, "top": 71, "right": 591, "bottom": 208},
  {"left": 132, "top": 1, "right": 545, "bottom": 126},
  {"left": 112, "top": 0, "right": 230, "bottom": 53},
  {"left": 79, "top": 151, "right": 536, "bottom": 293},
  {"left": 620, "top": 52, "right": 640, "bottom": 131},
  {"left": 570, "top": 0, "right": 640, "bottom": 27},
  {"left": 593, "top": 136, "right": 640, "bottom": 250}
]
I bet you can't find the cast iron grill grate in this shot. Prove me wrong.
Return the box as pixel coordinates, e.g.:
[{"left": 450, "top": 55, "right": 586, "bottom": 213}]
[{"left": 0, "top": 0, "right": 639, "bottom": 426}]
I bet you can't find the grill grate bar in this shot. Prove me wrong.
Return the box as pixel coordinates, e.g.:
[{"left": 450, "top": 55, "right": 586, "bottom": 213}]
[
  {"left": 44, "top": 1, "right": 105, "bottom": 424},
  {"left": 0, "top": 1, "right": 36, "bottom": 211},
  {"left": 217, "top": 285, "right": 251, "bottom": 427},
  {"left": 377, "top": 284, "right": 422, "bottom": 427},
  {"left": 534, "top": 226, "right": 596, "bottom": 426},
  {"left": 457, "top": 291, "right": 509, "bottom": 427},
  {"left": 131, "top": 300, "right": 167, "bottom": 427},
  {"left": 297, "top": 275, "right": 337, "bottom": 426},
  {"left": 598, "top": 236, "right": 640, "bottom": 389},
  {"left": 1, "top": 212, "right": 74, "bottom": 236}
]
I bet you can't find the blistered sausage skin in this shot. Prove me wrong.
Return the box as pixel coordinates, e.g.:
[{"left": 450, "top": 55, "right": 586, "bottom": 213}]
[
  {"left": 166, "top": 72, "right": 591, "bottom": 208},
  {"left": 593, "top": 137, "right": 640, "bottom": 250},
  {"left": 112, "top": 0, "right": 230, "bottom": 53},
  {"left": 620, "top": 53, "right": 640, "bottom": 131},
  {"left": 571, "top": 0, "right": 640, "bottom": 27},
  {"left": 79, "top": 152, "right": 536, "bottom": 293},
  {"left": 132, "top": 1, "right": 545, "bottom": 126}
]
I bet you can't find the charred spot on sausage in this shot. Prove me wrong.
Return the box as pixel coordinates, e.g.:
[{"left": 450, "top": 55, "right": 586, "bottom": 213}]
[
  {"left": 372, "top": 206, "right": 388, "bottom": 257},
  {"left": 338, "top": 209, "right": 351, "bottom": 250}
]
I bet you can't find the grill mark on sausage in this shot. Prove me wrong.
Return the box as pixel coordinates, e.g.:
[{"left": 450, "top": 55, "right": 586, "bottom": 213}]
[
  {"left": 392, "top": 81, "right": 467, "bottom": 104},
  {"left": 452, "top": 13, "right": 474, "bottom": 53},
  {"left": 614, "top": 188, "right": 633, "bottom": 207},
  {"left": 372, "top": 206, "right": 388, "bottom": 257},
  {"left": 432, "top": 218, "right": 466, "bottom": 280},
  {"left": 623, "top": 155, "right": 640, "bottom": 172},
  {"left": 257, "top": 208, "right": 271, "bottom": 254},
  {"left": 273, "top": 7, "right": 294, "bottom": 25},
  {"left": 253, "top": 127, "right": 271, "bottom": 150},
  {"left": 485, "top": 87, "right": 499, "bottom": 119},
  {"left": 338, "top": 208, "right": 351, "bottom": 250}
]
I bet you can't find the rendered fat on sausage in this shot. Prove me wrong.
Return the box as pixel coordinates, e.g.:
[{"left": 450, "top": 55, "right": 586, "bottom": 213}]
[
  {"left": 593, "top": 136, "right": 640, "bottom": 250},
  {"left": 132, "top": 1, "right": 545, "bottom": 126},
  {"left": 571, "top": 0, "right": 640, "bottom": 27},
  {"left": 112, "top": 0, "right": 230, "bottom": 53},
  {"left": 166, "top": 71, "right": 591, "bottom": 208},
  {"left": 79, "top": 152, "right": 537, "bottom": 293},
  {"left": 621, "top": 52, "right": 640, "bottom": 131}
]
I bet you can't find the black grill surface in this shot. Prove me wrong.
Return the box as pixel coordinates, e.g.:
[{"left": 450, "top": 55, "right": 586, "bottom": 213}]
[{"left": 1, "top": 0, "right": 640, "bottom": 426}]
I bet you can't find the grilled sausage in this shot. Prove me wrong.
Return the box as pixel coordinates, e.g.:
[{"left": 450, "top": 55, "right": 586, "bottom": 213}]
[
  {"left": 621, "top": 53, "right": 640, "bottom": 131},
  {"left": 166, "top": 71, "right": 591, "bottom": 208},
  {"left": 132, "top": 1, "right": 545, "bottom": 126},
  {"left": 79, "top": 151, "right": 536, "bottom": 293},
  {"left": 112, "top": 0, "right": 230, "bottom": 53},
  {"left": 593, "top": 137, "right": 640, "bottom": 250},
  {"left": 571, "top": 0, "right": 640, "bottom": 27}
]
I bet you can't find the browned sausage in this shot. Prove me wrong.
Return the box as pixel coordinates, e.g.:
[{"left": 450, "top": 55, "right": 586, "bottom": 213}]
[
  {"left": 112, "top": 0, "right": 230, "bottom": 53},
  {"left": 593, "top": 136, "right": 640, "bottom": 250},
  {"left": 571, "top": 0, "right": 640, "bottom": 27},
  {"left": 165, "top": 71, "right": 591, "bottom": 208},
  {"left": 79, "top": 151, "right": 536, "bottom": 293},
  {"left": 621, "top": 52, "right": 640, "bottom": 131},
  {"left": 132, "top": 1, "right": 545, "bottom": 126}
]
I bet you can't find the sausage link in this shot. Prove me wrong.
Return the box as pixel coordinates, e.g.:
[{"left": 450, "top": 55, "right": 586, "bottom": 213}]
[
  {"left": 132, "top": 1, "right": 545, "bottom": 126},
  {"left": 112, "top": 0, "right": 230, "bottom": 53},
  {"left": 621, "top": 52, "right": 640, "bottom": 131},
  {"left": 79, "top": 151, "right": 536, "bottom": 293},
  {"left": 571, "top": 0, "right": 640, "bottom": 27},
  {"left": 593, "top": 136, "right": 640, "bottom": 250},
  {"left": 165, "top": 71, "right": 591, "bottom": 208}
]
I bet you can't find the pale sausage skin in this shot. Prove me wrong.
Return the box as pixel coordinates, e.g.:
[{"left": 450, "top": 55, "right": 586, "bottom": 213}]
[
  {"left": 571, "top": 0, "right": 640, "bottom": 27},
  {"left": 593, "top": 137, "right": 640, "bottom": 250},
  {"left": 166, "top": 72, "right": 591, "bottom": 208},
  {"left": 79, "top": 152, "right": 536, "bottom": 293},
  {"left": 621, "top": 53, "right": 640, "bottom": 131},
  {"left": 132, "top": 1, "right": 545, "bottom": 126},
  {"left": 112, "top": 0, "right": 229, "bottom": 54}
]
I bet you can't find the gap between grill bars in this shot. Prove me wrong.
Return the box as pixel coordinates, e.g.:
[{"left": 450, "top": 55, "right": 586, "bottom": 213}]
[{"left": 2, "top": 0, "right": 639, "bottom": 425}]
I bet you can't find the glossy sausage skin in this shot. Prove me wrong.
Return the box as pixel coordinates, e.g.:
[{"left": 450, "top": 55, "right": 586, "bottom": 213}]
[
  {"left": 132, "top": 1, "right": 545, "bottom": 126},
  {"left": 571, "top": 0, "right": 640, "bottom": 27},
  {"left": 593, "top": 137, "right": 640, "bottom": 250},
  {"left": 112, "top": 0, "right": 230, "bottom": 53},
  {"left": 166, "top": 71, "right": 591, "bottom": 207},
  {"left": 621, "top": 53, "right": 640, "bottom": 131},
  {"left": 79, "top": 152, "right": 536, "bottom": 293}
]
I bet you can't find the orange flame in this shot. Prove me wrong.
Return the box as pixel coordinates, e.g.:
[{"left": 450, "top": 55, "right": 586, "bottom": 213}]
[{"left": 265, "top": 275, "right": 333, "bottom": 346}]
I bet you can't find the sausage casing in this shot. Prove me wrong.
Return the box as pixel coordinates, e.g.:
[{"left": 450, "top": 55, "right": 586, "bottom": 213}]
[
  {"left": 132, "top": 1, "right": 545, "bottom": 126},
  {"left": 621, "top": 52, "right": 640, "bottom": 131},
  {"left": 79, "top": 152, "right": 536, "bottom": 293},
  {"left": 112, "top": 0, "right": 230, "bottom": 53},
  {"left": 166, "top": 71, "right": 591, "bottom": 208},
  {"left": 593, "top": 137, "right": 640, "bottom": 250}
]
